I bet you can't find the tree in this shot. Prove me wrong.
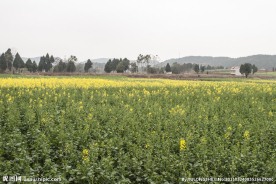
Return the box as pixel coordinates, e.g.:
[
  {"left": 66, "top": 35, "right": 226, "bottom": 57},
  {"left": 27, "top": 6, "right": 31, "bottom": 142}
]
[
  {"left": 116, "top": 62, "right": 125, "bottom": 73},
  {"left": 38, "top": 56, "right": 46, "bottom": 72},
  {"left": 104, "top": 60, "right": 112, "bottom": 73},
  {"left": 66, "top": 55, "right": 77, "bottom": 72},
  {"left": 240, "top": 63, "right": 252, "bottom": 78},
  {"left": 144, "top": 55, "right": 151, "bottom": 66},
  {"left": 130, "top": 62, "right": 138, "bottom": 73},
  {"left": 252, "top": 64, "right": 258, "bottom": 74},
  {"left": 53, "top": 60, "right": 67, "bottom": 72},
  {"left": 26, "top": 59, "right": 33, "bottom": 72},
  {"left": 110, "top": 58, "right": 120, "bottom": 72},
  {"left": 0, "top": 53, "right": 7, "bottom": 72},
  {"left": 32, "top": 61, "right": 38, "bottom": 72},
  {"left": 50, "top": 55, "right": 55, "bottom": 64},
  {"left": 136, "top": 54, "right": 151, "bottom": 72},
  {"left": 13, "top": 53, "right": 25, "bottom": 71},
  {"left": 84, "top": 59, "right": 93, "bottom": 72},
  {"left": 171, "top": 62, "right": 181, "bottom": 74},
  {"left": 122, "top": 58, "right": 130, "bottom": 72},
  {"left": 4, "top": 48, "right": 13, "bottom": 71},
  {"left": 200, "top": 65, "right": 205, "bottom": 73},
  {"left": 193, "top": 64, "right": 200, "bottom": 74},
  {"left": 165, "top": 63, "right": 171, "bottom": 72},
  {"left": 147, "top": 66, "right": 160, "bottom": 74}
]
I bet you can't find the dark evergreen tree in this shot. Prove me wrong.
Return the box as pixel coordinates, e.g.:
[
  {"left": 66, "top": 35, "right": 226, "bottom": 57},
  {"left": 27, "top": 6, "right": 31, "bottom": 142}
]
[
  {"left": 165, "top": 63, "right": 171, "bottom": 72},
  {"left": 116, "top": 62, "right": 124, "bottom": 73},
  {"left": 252, "top": 64, "right": 258, "bottom": 74},
  {"left": 0, "top": 53, "right": 7, "bottom": 72},
  {"left": 104, "top": 60, "right": 112, "bottom": 73},
  {"left": 240, "top": 63, "right": 252, "bottom": 78},
  {"left": 122, "top": 58, "right": 130, "bottom": 72},
  {"left": 4, "top": 48, "right": 13, "bottom": 71},
  {"left": 84, "top": 59, "right": 93, "bottom": 72},
  {"left": 54, "top": 60, "right": 67, "bottom": 72},
  {"left": 38, "top": 56, "right": 46, "bottom": 72},
  {"left": 50, "top": 55, "right": 55, "bottom": 64},
  {"left": 200, "top": 65, "right": 205, "bottom": 73},
  {"left": 193, "top": 64, "right": 200, "bottom": 74},
  {"left": 45, "top": 53, "right": 50, "bottom": 72},
  {"left": 32, "top": 61, "right": 38, "bottom": 72},
  {"left": 13, "top": 53, "right": 25, "bottom": 71},
  {"left": 66, "top": 55, "right": 77, "bottom": 72},
  {"left": 111, "top": 58, "right": 121, "bottom": 72},
  {"left": 26, "top": 59, "right": 33, "bottom": 72}
]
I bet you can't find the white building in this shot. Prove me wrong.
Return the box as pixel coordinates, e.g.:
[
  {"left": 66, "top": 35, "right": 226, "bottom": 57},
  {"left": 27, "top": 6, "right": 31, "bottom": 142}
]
[{"left": 230, "top": 66, "right": 242, "bottom": 76}]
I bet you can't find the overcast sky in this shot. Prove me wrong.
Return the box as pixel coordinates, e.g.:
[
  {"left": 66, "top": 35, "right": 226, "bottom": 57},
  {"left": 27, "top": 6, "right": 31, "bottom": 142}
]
[{"left": 0, "top": 0, "right": 275, "bottom": 61}]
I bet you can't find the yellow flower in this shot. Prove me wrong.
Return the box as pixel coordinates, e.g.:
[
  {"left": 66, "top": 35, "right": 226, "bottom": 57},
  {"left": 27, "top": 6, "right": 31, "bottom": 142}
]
[
  {"left": 224, "top": 132, "right": 231, "bottom": 139},
  {"left": 268, "top": 111, "right": 273, "bottom": 117},
  {"left": 180, "top": 138, "right": 186, "bottom": 151},
  {"left": 82, "top": 149, "right": 89, "bottom": 156},
  {"left": 244, "top": 130, "right": 250, "bottom": 140},
  {"left": 82, "top": 149, "right": 89, "bottom": 162},
  {"left": 83, "top": 156, "right": 89, "bottom": 162}
]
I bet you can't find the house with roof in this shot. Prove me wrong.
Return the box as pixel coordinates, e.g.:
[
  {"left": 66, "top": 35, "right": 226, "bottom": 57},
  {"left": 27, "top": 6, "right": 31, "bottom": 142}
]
[{"left": 230, "top": 66, "right": 242, "bottom": 76}]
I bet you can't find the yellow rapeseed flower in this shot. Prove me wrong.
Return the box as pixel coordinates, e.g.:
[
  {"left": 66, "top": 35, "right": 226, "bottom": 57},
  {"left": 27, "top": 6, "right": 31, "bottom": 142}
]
[
  {"left": 180, "top": 138, "right": 186, "bottom": 151},
  {"left": 244, "top": 130, "right": 250, "bottom": 140},
  {"left": 82, "top": 149, "right": 89, "bottom": 157},
  {"left": 82, "top": 149, "right": 89, "bottom": 162}
]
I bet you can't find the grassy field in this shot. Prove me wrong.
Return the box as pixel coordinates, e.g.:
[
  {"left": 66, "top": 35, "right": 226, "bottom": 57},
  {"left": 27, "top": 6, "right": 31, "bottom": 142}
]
[{"left": 0, "top": 76, "right": 275, "bottom": 183}]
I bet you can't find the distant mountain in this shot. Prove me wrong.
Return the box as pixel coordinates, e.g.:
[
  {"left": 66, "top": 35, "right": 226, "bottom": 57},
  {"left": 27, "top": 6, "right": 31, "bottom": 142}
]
[{"left": 160, "top": 55, "right": 276, "bottom": 69}]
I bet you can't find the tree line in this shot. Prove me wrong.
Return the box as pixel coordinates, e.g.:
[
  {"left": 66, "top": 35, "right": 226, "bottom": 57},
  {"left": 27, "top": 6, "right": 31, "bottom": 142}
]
[
  {"left": 0, "top": 48, "right": 94, "bottom": 73},
  {"left": 0, "top": 49, "right": 30, "bottom": 73}
]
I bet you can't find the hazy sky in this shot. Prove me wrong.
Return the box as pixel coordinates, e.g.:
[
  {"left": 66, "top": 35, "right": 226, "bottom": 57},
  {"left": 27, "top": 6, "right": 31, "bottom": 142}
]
[{"left": 1, "top": 0, "right": 275, "bottom": 61}]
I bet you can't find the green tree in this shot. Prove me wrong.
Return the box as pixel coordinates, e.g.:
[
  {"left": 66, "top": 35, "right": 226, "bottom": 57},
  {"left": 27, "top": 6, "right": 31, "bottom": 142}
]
[
  {"left": 171, "top": 62, "right": 181, "bottom": 74},
  {"left": 193, "top": 64, "right": 200, "bottom": 74},
  {"left": 26, "top": 59, "right": 33, "bottom": 72},
  {"left": 165, "top": 63, "right": 171, "bottom": 72},
  {"left": 104, "top": 60, "right": 112, "bottom": 73},
  {"left": 57, "top": 60, "right": 67, "bottom": 72},
  {"left": 13, "top": 53, "right": 25, "bottom": 71},
  {"left": 66, "top": 55, "right": 77, "bottom": 72},
  {"left": 50, "top": 55, "right": 55, "bottom": 64},
  {"left": 32, "top": 61, "right": 38, "bottom": 72},
  {"left": 84, "top": 59, "right": 93, "bottom": 72},
  {"left": 4, "top": 48, "right": 13, "bottom": 71},
  {"left": 240, "top": 63, "right": 252, "bottom": 78},
  {"left": 44, "top": 53, "right": 51, "bottom": 72},
  {"left": 200, "top": 65, "right": 205, "bottom": 73},
  {"left": 38, "top": 56, "right": 46, "bottom": 72},
  {"left": 130, "top": 62, "right": 138, "bottom": 73},
  {"left": 0, "top": 53, "right": 7, "bottom": 72},
  {"left": 252, "top": 64, "right": 258, "bottom": 74},
  {"left": 122, "top": 58, "right": 130, "bottom": 72},
  {"left": 110, "top": 58, "right": 121, "bottom": 72},
  {"left": 116, "top": 62, "right": 124, "bottom": 73},
  {"left": 136, "top": 54, "right": 151, "bottom": 72}
]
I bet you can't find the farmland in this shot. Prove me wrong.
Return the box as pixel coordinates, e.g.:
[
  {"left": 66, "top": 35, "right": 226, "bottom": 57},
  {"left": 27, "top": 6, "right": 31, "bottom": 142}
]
[{"left": 0, "top": 76, "right": 275, "bottom": 183}]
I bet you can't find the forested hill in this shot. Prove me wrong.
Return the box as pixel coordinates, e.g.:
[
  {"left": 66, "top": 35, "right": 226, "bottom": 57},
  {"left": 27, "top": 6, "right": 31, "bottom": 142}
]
[{"left": 160, "top": 55, "right": 276, "bottom": 69}]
